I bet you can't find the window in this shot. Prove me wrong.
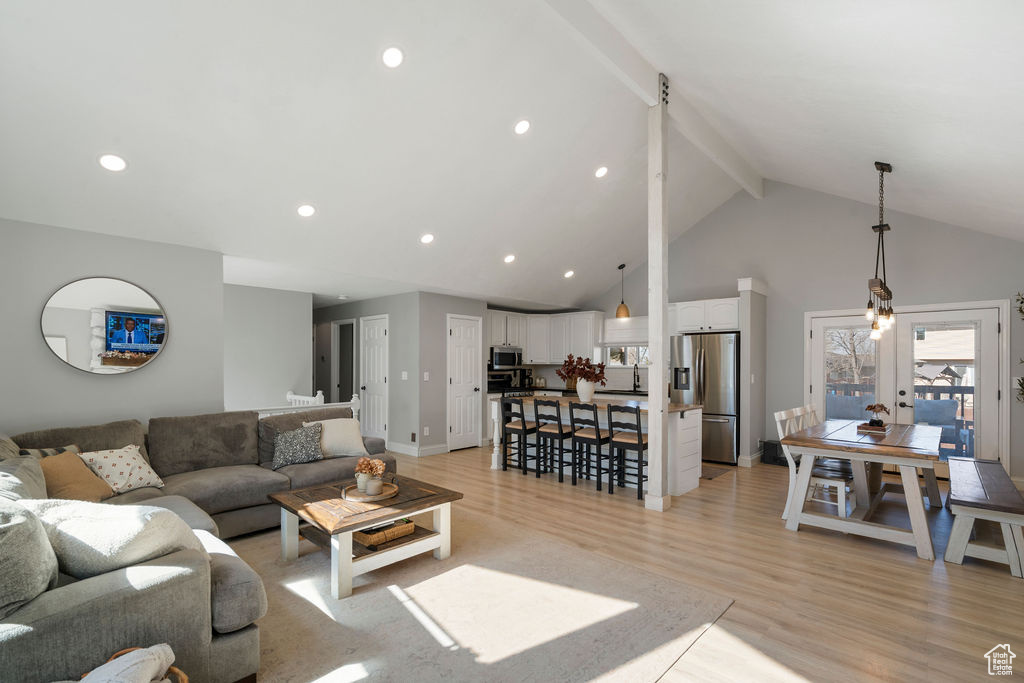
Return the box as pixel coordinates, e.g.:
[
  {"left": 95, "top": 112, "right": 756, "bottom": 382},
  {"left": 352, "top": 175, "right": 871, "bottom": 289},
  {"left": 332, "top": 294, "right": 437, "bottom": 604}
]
[{"left": 605, "top": 346, "right": 650, "bottom": 367}]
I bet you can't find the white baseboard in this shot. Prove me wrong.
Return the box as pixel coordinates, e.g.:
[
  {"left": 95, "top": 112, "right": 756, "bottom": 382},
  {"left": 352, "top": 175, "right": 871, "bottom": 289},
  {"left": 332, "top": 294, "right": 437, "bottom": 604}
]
[
  {"left": 1012, "top": 475, "right": 1024, "bottom": 491},
  {"left": 644, "top": 494, "right": 672, "bottom": 512},
  {"left": 387, "top": 441, "right": 449, "bottom": 457},
  {"left": 738, "top": 450, "right": 762, "bottom": 468}
]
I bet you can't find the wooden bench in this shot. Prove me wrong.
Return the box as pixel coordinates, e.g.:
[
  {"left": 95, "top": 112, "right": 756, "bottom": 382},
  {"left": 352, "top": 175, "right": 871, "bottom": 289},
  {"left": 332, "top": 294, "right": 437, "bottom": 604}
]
[{"left": 944, "top": 457, "right": 1024, "bottom": 577}]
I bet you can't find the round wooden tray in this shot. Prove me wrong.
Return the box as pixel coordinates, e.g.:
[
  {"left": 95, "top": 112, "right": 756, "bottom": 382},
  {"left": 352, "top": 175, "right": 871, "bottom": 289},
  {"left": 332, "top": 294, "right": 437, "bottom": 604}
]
[{"left": 343, "top": 482, "right": 399, "bottom": 502}]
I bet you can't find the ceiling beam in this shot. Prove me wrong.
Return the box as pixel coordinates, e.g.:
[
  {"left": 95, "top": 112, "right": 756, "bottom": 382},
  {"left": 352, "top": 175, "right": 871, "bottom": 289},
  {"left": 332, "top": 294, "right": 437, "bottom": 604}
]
[{"left": 544, "top": 0, "right": 764, "bottom": 199}]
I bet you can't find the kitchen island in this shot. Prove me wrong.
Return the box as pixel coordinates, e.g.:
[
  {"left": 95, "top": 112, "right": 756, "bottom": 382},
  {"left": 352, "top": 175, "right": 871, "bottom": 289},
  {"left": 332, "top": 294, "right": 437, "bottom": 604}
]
[{"left": 488, "top": 395, "right": 703, "bottom": 495}]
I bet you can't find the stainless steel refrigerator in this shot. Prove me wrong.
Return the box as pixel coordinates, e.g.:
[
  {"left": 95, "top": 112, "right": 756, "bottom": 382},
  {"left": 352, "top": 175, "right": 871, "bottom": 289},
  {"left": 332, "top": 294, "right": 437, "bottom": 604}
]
[{"left": 670, "top": 332, "right": 739, "bottom": 464}]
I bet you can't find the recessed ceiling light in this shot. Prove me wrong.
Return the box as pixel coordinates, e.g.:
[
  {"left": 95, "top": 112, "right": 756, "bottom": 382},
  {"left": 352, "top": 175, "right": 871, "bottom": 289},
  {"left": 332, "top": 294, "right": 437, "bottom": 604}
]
[
  {"left": 99, "top": 154, "right": 127, "bottom": 172},
  {"left": 504, "top": 254, "right": 516, "bottom": 263},
  {"left": 382, "top": 47, "right": 404, "bottom": 68},
  {"left": 420, "top": 233, "right": 434, "bottom": 244},
  {"left": 514, "top": 120, "right": 530, "bottom": 135},
  {"left": 297, "top": 204, "right": 316, "bottom": 217},
  {"left": 564, "top": 270, "right": 575, "bottom": 278},
  {"left": 337, "top": 295, "right": 349, "bottom": 300},
  {"left": 595, "top": 166, "right": 608, "bottom": 178}
]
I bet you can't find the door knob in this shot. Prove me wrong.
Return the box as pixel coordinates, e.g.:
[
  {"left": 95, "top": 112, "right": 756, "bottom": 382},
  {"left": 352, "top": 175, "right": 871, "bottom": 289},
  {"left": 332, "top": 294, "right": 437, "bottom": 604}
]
[
  {"left": 898, "top": 389, "right": 907, "bottom": 396},
  {"left": 898, "top": 401, "right": 909, "bottom": 408},
  {"left": 360, "top": 385, "right": 367, "bottom": 391},
  {"left": 473, "top": 387, "right": 480, "bottom": 392}
]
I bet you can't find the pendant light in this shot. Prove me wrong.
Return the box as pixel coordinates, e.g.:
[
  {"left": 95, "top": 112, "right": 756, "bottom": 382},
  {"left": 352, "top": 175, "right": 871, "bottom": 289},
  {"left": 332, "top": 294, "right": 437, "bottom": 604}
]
[
  {"left": 615, "top": 263, "right": 630, "bottom": 319},
  {"left": 866, "top": 161, "right": 894, "bottom": 337}
]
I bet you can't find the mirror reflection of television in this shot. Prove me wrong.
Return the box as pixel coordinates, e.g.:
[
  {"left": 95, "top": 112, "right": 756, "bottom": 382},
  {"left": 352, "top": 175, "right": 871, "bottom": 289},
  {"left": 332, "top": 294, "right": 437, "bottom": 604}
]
[{"left": 105, "top": 311, "right": 165, "bottom": 354}]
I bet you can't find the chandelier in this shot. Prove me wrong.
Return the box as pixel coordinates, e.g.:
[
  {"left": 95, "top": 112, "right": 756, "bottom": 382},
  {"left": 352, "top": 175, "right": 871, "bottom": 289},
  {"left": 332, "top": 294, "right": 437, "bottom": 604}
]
[{"left": 865, "top": 161, "right": 894, "bottom": 340}]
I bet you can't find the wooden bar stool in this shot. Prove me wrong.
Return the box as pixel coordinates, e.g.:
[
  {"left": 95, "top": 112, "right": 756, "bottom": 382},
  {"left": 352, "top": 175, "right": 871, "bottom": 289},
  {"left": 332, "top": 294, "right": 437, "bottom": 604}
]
[
  {"left": 534, "top": 399, "right": 574, "bottom": 482},
  {"left": 608, "top": 404, "right": 649, "bottom": 499},
  {"left": 501, "top": 397, "right": 539, "bottom": 476},
  {"left": 569, "top": 402, "right": 611, "bottom": 489}
]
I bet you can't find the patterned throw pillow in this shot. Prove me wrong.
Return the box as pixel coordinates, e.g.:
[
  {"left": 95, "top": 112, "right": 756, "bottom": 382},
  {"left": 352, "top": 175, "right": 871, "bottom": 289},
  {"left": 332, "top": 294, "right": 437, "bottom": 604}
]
[
  {"left": 272, "top": 424, "right": 324, "bottom": 470},
  {"left": 77, "top": 445, "right": 164, "bottom": 494},
  {"left": 18, "top": 445, "right": 81, "bottom": 460}
]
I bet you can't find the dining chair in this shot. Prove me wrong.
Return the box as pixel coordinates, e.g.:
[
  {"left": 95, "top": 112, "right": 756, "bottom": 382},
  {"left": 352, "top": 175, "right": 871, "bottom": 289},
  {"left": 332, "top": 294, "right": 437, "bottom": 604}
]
[
  {"left": 533, "top": 399, "right": 573, "bottom": 482},
  {"left": 501, "top": 397, "right": 539, "bottom": 476},
  {"left": 775, "top": 404, "right": 856, "bottom": 519},
  {"left": 607, "top": 404, "right": 648, "bottom": 499},
  {"left": 568, "top": 402, "right": 611, "bottom": 489}
]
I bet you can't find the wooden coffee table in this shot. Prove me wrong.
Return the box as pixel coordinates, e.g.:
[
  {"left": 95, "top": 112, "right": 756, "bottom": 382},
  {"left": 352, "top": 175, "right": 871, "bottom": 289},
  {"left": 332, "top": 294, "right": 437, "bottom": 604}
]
[{"left": 269, "top": 473, "right": 463, "bottom": 598}]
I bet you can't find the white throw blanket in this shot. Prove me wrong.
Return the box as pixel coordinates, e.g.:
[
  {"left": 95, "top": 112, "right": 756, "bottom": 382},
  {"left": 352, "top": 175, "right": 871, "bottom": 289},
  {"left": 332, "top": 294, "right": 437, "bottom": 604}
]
[{"left": 19, "top": 499, "right": 204, "bottom": 579}]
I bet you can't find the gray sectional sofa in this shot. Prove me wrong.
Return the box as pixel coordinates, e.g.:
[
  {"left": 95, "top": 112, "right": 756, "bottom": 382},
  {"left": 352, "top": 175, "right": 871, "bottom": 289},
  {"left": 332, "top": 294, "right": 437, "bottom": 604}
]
[{"left": 0, "top": 404, "right": 392, "bottom": 682}]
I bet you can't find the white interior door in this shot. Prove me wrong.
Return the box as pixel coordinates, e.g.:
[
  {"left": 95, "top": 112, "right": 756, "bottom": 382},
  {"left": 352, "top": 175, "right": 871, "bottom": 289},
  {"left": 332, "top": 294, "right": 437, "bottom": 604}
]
[
  {"left": 448, "top": 315, "right": 481, "bottom": 451},
  {"left": 894, "top": 308, "right": 999, "bottom": 461},
  {"left": 809, "top": 315, "right": 895, "bottom": 421},
  {"left": 360, "top": 315, "right": 388, "bottom": 441}
]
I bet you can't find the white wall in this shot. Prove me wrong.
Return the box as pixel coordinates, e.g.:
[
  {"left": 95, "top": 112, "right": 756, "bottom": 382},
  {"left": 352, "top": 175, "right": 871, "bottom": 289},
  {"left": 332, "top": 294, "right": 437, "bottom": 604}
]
[
  {"left": 0, "top": 218, "right": 224, "bottom": 434},
  {"left": 223, "top": 284, "right": 313, "bottom": 410},
  {"left": 583, "top": 181, "right": 1024, "bottom": 478}
]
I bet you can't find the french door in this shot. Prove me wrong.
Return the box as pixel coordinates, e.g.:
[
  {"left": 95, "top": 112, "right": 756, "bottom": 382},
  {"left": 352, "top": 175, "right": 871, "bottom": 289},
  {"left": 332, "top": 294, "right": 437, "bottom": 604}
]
[{"left": 809, "top": 305, "right": 1002, "bottom": 468}]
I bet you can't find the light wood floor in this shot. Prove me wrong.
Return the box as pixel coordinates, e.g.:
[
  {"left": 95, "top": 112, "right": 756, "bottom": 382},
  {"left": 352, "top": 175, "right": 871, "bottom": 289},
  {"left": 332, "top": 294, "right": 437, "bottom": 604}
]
[{"left": 394, "top": 447, "right": 1024, "bottom": 682}]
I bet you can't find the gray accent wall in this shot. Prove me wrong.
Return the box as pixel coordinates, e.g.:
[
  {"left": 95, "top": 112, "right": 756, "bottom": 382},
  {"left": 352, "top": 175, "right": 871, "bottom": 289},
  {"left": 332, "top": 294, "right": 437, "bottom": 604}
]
[
  {"left": 583, "top": 181, "right": 1024, "bottom": 477},
  {"left": 0, "top": 217, "right": 224, "bottom": 434},
  {"left": 314, "top": 293, "right": 420, "bottom": 451},
  {"left": 223, "top": 284, "right": 312, "bottom": 410},
  {"left": 419, "top": 293, "right": 487, "bottom": 452}
]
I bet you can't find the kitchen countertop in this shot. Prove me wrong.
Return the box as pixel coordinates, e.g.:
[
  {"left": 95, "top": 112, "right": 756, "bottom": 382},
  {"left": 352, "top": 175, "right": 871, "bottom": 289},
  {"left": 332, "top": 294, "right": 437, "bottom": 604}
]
[{"left": 489, "top": 394, "right": 701, "bottom": 415}]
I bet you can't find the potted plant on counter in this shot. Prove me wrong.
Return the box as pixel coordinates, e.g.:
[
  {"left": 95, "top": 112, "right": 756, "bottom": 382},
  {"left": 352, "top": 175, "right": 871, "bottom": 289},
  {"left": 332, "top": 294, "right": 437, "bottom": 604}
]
[{"left": 556, "top": 354, "right": 607, "bottom": 402}]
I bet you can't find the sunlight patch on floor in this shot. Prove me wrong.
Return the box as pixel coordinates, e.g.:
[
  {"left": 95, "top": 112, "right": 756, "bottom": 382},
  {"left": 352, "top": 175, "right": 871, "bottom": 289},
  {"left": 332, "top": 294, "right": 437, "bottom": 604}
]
[
  {"left": 308, "top": 662, "right": 369, "bottom": 682},
  {"left": 402, "top": 564, "right": 638, "bottom": 664},
  {"left": 666, "top": 624, "right": 809, "bottom": 682},
  {"left": 283, "top": 576, "right": 333, "bottom": 618},
  {"left": 387, "top": 584, "right": 459, "bottom": 651}
]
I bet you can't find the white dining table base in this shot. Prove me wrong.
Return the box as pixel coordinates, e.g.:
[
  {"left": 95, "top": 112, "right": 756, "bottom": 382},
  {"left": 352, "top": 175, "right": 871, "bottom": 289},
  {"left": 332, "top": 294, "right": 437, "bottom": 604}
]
[{"left": 785, "top": 449, "right": 940, "bottom": 561}]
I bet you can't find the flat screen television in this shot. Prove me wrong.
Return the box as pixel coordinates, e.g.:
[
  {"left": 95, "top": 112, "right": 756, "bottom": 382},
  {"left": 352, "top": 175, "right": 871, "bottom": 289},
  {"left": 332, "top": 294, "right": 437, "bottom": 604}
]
[{"left": 105, "top": 311, "right": 165, "bottom": 354}]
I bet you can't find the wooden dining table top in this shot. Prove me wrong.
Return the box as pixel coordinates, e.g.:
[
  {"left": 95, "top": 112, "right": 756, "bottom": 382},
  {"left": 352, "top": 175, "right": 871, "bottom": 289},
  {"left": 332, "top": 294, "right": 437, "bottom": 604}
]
[{"left": 781, "top": 419, "right": 942, "bottom": 460}]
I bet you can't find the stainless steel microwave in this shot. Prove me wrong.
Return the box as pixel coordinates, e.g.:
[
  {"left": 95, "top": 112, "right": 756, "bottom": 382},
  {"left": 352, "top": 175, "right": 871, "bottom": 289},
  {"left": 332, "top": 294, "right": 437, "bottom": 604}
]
[{"left": 490, "top": 346, "right": 523, "bottom": 369}]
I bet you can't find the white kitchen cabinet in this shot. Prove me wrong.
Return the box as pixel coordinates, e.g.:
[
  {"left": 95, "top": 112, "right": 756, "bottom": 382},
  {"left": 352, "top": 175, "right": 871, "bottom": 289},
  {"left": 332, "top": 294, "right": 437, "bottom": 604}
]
[
  {"left": 569, "top": 311, "right": 602, "bottom": 360},
  {"left": 488, "top": 311, "right": 509, "bottom": 346},
  {"left": 513, "top": 314, "right": 529, "bottom": 347},
  {"left": 705, "top": 298, "right": 739, "bottom": 330},
  {"left": 669, "top": 298, "right": 739, "bottom": 333},
  {"left": 549, "top": 314, "right": 569, "bottom": 362},
  {"left": 525, "top": 315, "right": 550, "bottom": 364}
]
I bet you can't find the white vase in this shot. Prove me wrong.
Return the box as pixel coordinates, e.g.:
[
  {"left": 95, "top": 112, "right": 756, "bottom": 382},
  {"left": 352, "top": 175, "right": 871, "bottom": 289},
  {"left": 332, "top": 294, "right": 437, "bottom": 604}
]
[
  {"left": 355, "top": 472, "right": 370, "bottom": 492},
  {"left": 577, "top": 379, "right": 596, "bottom": 403},
  {"left": 365, "top": 478, "right": 384, "bottom": 496}
]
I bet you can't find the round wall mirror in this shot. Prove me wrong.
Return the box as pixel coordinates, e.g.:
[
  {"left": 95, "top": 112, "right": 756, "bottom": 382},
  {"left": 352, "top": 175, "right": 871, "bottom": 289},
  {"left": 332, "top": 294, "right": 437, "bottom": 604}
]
[{"left": 40, "top": 277, "right": 168, "bottom": 374}]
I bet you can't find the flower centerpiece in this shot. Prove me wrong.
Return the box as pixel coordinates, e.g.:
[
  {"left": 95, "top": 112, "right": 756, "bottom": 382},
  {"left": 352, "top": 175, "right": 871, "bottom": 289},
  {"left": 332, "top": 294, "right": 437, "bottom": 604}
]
[
  {"left": 861, "top": 403, "right": 891, "bottom": 433},
  {"left": 354, "top": 457, "right": 386, "bottom": 493},
  {"left": 556, "top": 354, "right": 607, "bottom": 402}
]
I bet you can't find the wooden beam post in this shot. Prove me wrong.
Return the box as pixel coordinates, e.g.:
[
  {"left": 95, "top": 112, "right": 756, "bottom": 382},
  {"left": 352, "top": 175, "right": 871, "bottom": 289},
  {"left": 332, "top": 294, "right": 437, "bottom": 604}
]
[{"left": 646, "top": 73, "right": 670, "bottom": 512}]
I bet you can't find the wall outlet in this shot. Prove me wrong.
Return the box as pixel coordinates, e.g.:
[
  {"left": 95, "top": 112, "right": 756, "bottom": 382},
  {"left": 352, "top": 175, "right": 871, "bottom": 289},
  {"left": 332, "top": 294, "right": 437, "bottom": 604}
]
[
  {"left": 423, "top": 371, "right": 430, "bottom": 381},
  {"left": 424, "top": 426, "right": 430, "bottom": 436},
  {"left": 401, "top": 370, "right": 408, "bottom": 381}
]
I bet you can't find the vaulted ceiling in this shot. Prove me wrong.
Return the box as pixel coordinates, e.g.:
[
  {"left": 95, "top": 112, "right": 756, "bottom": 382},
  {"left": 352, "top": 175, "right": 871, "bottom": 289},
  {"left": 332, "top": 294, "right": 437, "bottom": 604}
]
[{"left": 2, "top": 2, "right": 1022, "bottom": 309}]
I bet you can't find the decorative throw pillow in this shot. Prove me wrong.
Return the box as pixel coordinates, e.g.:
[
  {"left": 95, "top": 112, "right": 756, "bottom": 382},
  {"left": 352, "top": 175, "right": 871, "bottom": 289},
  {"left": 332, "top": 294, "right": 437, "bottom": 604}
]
[
  {"left": 0, "top": 499, "right": 59, "bottom": 618},
  {"left": 17, "top": 444, "right": 81, "bottom": 460},
  {"left": 78, "top": 444, "right": 164, "bottom": 494},
  {"left": 39, "top": 452, "right": 114, "bottom": 502},
  {"left": 272, "top": 424, "right": 324, "bottom": 470},
  {"left": 0, "top": 456, "right": 47, "bottom": 501},
  {"left": 303, "top": 418, "right": 368, "bottom": 458},
  {"left": 0, "top": 432, "right": 20, "bottom": 461},
  {"left": 80, "top": 643, "right": 176, "bottom": 682},
  {"left": 18, "top": 499, "right": 205, "bottom": 579}
]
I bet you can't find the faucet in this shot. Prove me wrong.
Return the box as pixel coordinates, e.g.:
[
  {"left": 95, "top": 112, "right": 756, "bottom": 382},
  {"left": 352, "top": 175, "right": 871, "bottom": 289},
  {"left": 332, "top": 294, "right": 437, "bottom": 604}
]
[{"left": 632, "top": 364, "right": 641, "bottom": 393}]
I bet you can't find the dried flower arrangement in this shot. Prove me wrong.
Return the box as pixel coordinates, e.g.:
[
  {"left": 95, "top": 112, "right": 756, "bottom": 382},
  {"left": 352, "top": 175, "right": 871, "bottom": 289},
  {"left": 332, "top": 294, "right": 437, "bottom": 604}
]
[
  {"left": 555, "top": 354, "right": 607, "bottom": 386},
  {"left": 355, "top": 457, "right": 386, "bottom": 478},
  {"left": 865, "top": 403, "right": 890, "bottom": 427}
]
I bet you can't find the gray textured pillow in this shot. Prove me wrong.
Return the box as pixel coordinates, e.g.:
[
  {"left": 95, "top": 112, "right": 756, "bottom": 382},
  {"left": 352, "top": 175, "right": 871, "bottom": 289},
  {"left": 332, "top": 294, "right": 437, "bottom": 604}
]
[
  {"left": 17, "top": 444, "right": 80, "bottom": 460},
  {"left": 19, "top": 499, "right": 205, "bottom": 579},
  {"left": 0, "top": 498, "right": 58, "bottom": 618},
  {"left": 0, "top": 456, "right": 47, "bottom": 501},
  {"left": 272, "top": 424, "right": 324, "bottom": 470}
]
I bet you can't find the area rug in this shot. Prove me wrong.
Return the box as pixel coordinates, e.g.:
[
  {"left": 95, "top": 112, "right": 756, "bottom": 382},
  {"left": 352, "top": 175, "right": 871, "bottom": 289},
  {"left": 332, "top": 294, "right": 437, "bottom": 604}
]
[{"left": 230, "top": 507, "right": 733, "bottom": 682}]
